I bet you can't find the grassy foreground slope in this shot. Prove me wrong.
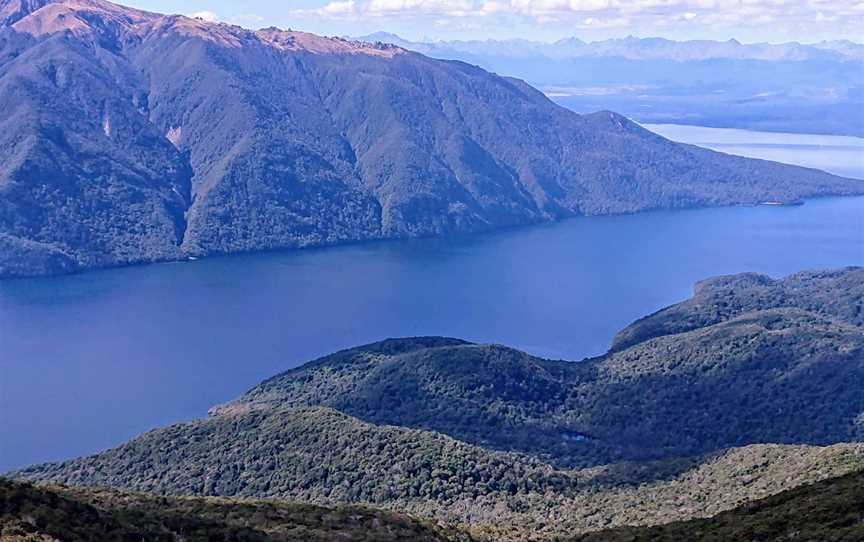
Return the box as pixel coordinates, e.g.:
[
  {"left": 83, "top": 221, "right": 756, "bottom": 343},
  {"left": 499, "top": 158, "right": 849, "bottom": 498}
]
[
  {"left": 0, "top": 478, "right": 471, "bottom": 542},
  {"left": 5, "top": 470, "right": 864, "bottom": 542},
  {"left": 572, "top": 470, "right": 864, "bottom": 542},
  {"left": 13, "top": 406, "right": 864, "bottom": 539}
]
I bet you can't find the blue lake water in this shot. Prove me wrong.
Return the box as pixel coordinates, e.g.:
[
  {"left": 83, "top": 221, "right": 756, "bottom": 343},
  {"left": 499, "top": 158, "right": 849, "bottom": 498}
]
[
  {"left": 1, "top": 127, "right": 863, "bottom": 472},
  {"left": 644, "top": 124, "right": 864, "bottom": 180}
]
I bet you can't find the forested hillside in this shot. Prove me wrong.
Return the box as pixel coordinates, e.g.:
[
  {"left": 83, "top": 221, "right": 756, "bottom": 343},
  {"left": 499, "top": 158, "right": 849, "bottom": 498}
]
[
  {"left": 2, "top": 0, "right": 862, "bottom": 277},
  {"left": 13, "top": 268, "right": 864, "bottom": 540}
]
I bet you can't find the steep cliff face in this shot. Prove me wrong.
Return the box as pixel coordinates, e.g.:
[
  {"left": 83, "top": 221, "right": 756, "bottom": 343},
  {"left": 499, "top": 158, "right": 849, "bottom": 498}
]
[{"left": 1, "top": 0, "right": 862, "bottom": 277}]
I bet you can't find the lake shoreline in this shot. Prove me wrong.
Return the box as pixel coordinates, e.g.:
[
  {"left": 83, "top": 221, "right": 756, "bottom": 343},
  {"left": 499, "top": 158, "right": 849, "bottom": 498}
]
[{"left": 3, "top": 192, "right": 862, "bottom": 283}]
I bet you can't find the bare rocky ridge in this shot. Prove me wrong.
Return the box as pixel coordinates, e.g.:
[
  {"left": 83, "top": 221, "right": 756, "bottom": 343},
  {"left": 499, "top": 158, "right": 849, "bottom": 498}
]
[{"left": 1, "top": 0, "right": 862, "bottom": 278}]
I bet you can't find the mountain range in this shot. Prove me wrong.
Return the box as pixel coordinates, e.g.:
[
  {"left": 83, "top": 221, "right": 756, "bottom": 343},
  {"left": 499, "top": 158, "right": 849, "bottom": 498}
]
[
  {"left": 355, "top": 33, "right": 864, "bottom": 137},
  {"left": 356, "top": 33, "right": 864, "bottom": 62},
  {"left": 1, "top": 0, "right": 862, "bottom": 278},
  {"left": 12, "top": 267, "right": 864, "bottom": 540}
]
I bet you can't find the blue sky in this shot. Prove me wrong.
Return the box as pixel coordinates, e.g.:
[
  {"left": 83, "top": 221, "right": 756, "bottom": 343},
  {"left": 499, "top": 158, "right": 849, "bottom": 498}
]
[{"left": 122, "top": 0, "right": 864, "bottom": 43}]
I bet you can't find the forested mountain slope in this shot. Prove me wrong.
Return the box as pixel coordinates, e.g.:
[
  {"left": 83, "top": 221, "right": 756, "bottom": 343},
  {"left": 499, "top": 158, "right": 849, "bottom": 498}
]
[
  {"left": 2, "top": 0, "right": 862, "bottom": 277},
  {"left": 12, "top": 410, "right": 864, "bottom": 539}
]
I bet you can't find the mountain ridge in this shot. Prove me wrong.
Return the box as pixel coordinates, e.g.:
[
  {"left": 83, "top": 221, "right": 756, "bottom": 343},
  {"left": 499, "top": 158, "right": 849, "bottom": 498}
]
[
  {"left": 571, "top": 469, "right": 864, "bottom": 542},
  {"left": 355, "top": 33, "right": 864, "bottom": 62},
  {"left": 354, "top": 33, "right": 864, "bottom": 138},
  {"left": 2, "top": 0, "right": 862, "bottom": 278},
  {"left": 0, "top": 477, "right": 473, "bottom": 542}
]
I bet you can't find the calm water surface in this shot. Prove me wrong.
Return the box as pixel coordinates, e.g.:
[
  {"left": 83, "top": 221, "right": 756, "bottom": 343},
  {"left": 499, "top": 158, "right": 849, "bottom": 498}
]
[
  {"left": 1, "top": 128, "right": 863, "bottom": 472},
  {"left": 644, "top": 124, "right": 864, "bottom": 180}
]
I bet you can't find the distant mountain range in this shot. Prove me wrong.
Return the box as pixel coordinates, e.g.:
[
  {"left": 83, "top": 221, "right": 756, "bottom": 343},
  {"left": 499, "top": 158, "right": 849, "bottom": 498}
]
[
  {"left": 1, "top": 0, "right": 862, "bottom": 279},
  {"left": 355, "top": 33, "right": 864, "bottom": 62},
  {"left": 355, "top": 33, "right": 864, "bottom": 137},
  {"left": 13, "top": 267, "right": 864, "bottom": 540}
]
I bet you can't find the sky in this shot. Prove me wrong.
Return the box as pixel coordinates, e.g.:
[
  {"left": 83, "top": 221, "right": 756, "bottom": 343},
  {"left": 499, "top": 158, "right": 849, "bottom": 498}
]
[{"left": 121, "top": 0, "right": 864, "bottom": 43}]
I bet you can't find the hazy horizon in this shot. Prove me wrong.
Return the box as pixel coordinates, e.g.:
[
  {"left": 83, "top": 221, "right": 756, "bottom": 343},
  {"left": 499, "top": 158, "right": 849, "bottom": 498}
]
[{"left": 119, "top": 0, "right": 864, "bottom": 43}]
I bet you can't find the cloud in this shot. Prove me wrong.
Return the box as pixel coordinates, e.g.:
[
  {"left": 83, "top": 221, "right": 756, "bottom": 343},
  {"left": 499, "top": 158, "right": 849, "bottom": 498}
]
[
  {"left": 190, "top": 11, "right": 219, "bottom": 22},
  {"left": 319, "top": 0, "right": 358, "bottom": 15},
  {"left": 187, "top": 11, "right": 267, "bottom": 29},
  {"left": 294, "top": 0, "right": 864, "bottom": 35},
  {"left": 228, "top": 13, "right": 266, "bottom": 26}
]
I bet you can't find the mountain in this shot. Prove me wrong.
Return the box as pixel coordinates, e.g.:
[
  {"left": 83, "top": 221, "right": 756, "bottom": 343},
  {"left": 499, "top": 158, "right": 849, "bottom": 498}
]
[
  {"left": 12, "top": 268, "right": 864, "bottom": 539},
  {"left": 812, "top": 40, "right": 864, "bottom": 61},
  {"left": 0, "top": 478, "right": 472, "bottom": 542},
  {"left": 355, "top": 34, "right": 864, "bottom": 62},
  {"left": 355, "top": 34, "right": 864, "bottom": 137},
  {"left": 2, "top": 0, "right": 863, "bottom": 278},
  {"left": 572, "top": 469, "right": 864, "bottom": 542}
]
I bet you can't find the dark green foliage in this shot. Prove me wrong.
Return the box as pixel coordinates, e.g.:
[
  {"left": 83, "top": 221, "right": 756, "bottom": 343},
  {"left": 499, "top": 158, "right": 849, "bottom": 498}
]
[
  {"left": 13, "top": 407, "right": 577, "bottom": 505},
  {"left": 611, "top": 267, "right": 864, "bottom": 350},
  {"left": 0, "top": 477, "right": 472, "bottom": 541},
  {"left": 8, "top": 268, "right": 864, "bottom": 539},
  {"left": 219, "top": 339, "right": 594, "bottom": 464},
  {"left": 2, "top": 1, "right": 863, "bottom": 277},
  {"left": 206, "top": 268, "right": 864, "bottom": 467},
  {"left": 570, "top": 470, "right": 864, "bottom": 542}
]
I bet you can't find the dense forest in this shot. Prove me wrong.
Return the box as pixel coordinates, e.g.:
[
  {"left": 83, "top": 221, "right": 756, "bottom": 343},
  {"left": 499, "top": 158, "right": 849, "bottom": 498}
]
[
  {"left": 2, "top": 1, "right": 862, "bottom": 277},
  {"left": 12, "top": 268, "right": 864, "bottom": 540}
]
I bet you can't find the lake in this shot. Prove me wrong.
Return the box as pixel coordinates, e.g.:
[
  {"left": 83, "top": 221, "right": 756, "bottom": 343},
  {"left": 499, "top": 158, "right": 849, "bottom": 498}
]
[
  {"left": 644, "top": 124, "right": 864, "bottom": 180},
  {"left": 1, "top": 126, "right": 863, "bottom": 472}
]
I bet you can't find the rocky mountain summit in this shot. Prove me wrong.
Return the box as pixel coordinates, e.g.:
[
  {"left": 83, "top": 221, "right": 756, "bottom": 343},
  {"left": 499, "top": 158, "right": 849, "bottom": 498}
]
[{"left": 1, "top": 0, "right": 862, "bottom": 278}]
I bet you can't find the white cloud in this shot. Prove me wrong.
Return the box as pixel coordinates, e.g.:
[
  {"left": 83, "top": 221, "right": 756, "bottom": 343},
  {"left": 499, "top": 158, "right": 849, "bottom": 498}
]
[
  {"left": 293, "top": 0, "right": 864, "bottom": 38},
  {"left": 190, "top": 11, "right": 219, "bottom": 22},
  {"left": 228, "top": 13, "right": 266, "bottom": 26}
]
